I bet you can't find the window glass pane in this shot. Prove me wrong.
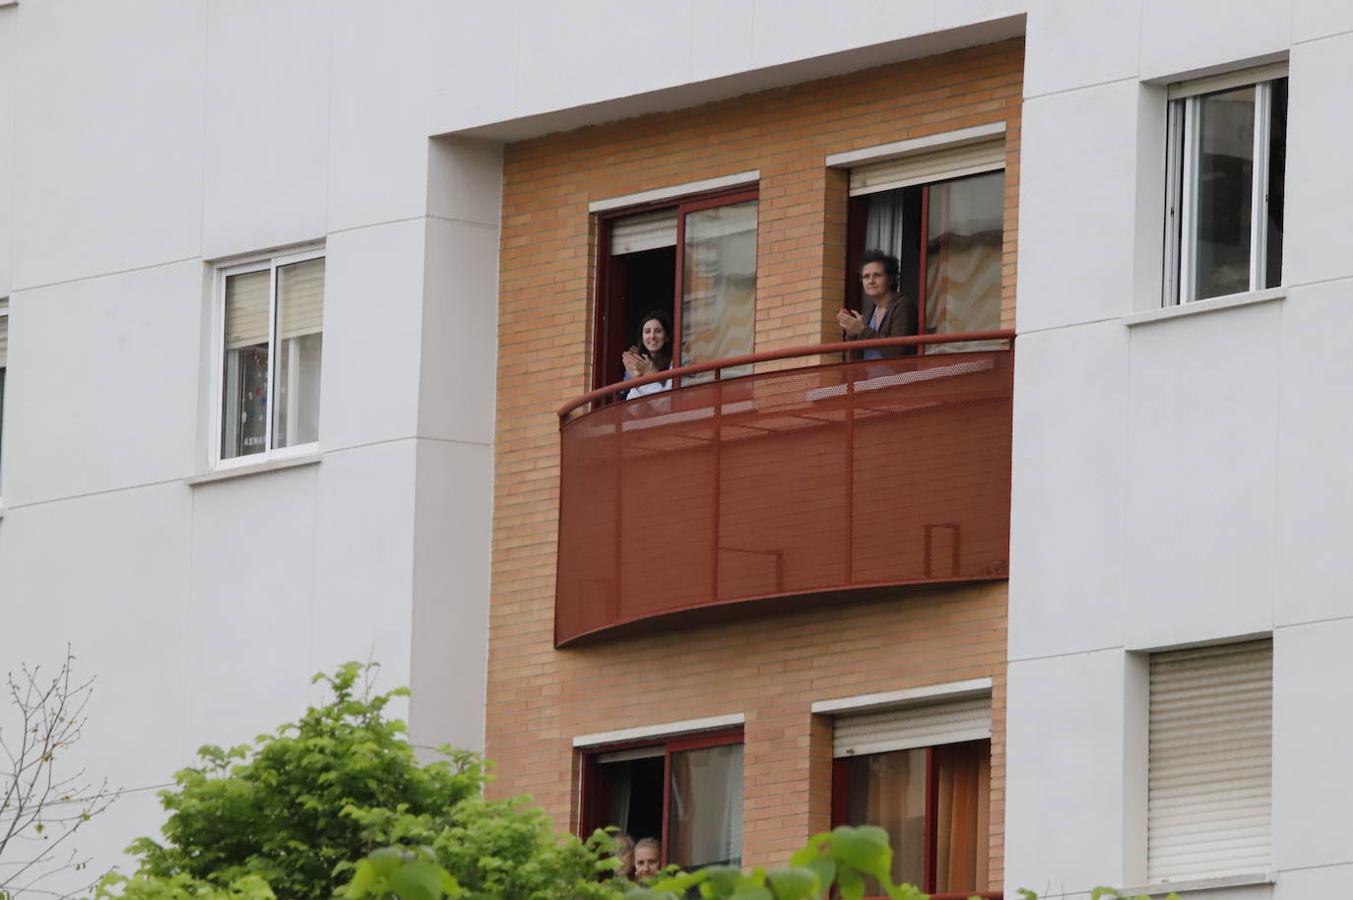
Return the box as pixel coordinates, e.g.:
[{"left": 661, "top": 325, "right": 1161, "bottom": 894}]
[
  {"left": 680, "top": 200, "right": 757, "bottom": 380},
  {"left": 932, "top": 741, "right": 991, "bottom": 894},
  {"left": 925, "top": 171, "right": 1004, "bottom": 342},
  {"left": 844, "top": 748, "right": 926, "bottom": 891},
  {"left": 1264, "top": 78, "right": 1287, "bottom": 289},
  {"left": 1191, "top": 86, "right": 1255, "bottom": 301},
  {"left": 222, "top": 270, "right": 271, "bottom": 458},
  {"left": 273, "top": 258, "right": 324, "bottom": 448},
  {"left": 668, "top": 743, "right": 743, "bottom": 869}
]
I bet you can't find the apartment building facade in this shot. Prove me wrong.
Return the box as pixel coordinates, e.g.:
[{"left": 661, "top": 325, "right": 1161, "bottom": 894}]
[{"left": 3, "top": 2, "right": 1352, "bottom": 899}]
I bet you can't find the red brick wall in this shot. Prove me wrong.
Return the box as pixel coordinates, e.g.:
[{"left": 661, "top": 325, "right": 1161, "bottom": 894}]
[{"left": 488, "top": 38, "right": 1023, "bottom": 889}]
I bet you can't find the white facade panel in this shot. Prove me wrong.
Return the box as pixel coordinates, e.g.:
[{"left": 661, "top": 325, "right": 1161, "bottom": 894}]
[
  {"left": 10, "top": 0, "right": 206, "bottom": 289},
  {"left": 311, "top": 442, "right": 419, "bottom": 674},
  {"left": 184, "top": 466, "right": 320, "bottom": 749},
  {"left": 417, "top": 217, "right": 501, "bottom": 446},
  {"left": 1281, "top": 34, "right": 1353, "bottom": 287},
  {"left": 516, "top": 1, "right": 693, "bottom": 117},
  {"left": 0, "top": 7, "right": 15, "bottom": 299},
  {"left": 1292, "top": 0, "right": 1353, "bottom": 42},
  {"left": 690, "top": 0, "right": 757, "bottom": 82},
  {"left": 1272, "top": 621, "right": 1353, "bottom": 871},
  {"left": 326, "top": 0, "right": 460, "bottom": 232},
  {"left": 1008, "top": 323, "right": 1129, "bottom": 661},
  {"left": 1005, "top": 650, "right": 1130, "bottom": 896},
  {"left": 318, "top": 221, "right": 427, "bottom": 451},
  {"left": 1273, "top": 279, "right": 1353, "bottom": 626},
  {"left": 1015, "top": 80, "right": 1141, "bottom": 332},
  {"left": 1122, "top": 302, "right": 1279, "bottom": 650},
  {"left": 2, "top": 261, "right": 203, "bottom": 506},
  {"left": 1138, "top": 0, "right": 1292, "bottom": 82},
  {"left": 409, "top": 438, "right": 493, "bottom": 754},
  {"left": 202, "top": 0, "right": 332, "bottom": 259},
  {"left": 1023, "top": 0, "right": 1141, "bottom": 98}
]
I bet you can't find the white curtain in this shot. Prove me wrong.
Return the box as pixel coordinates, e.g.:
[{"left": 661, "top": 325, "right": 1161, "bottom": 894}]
[{"left": 864, "top": 189, "right": 907, "bottom": 268}]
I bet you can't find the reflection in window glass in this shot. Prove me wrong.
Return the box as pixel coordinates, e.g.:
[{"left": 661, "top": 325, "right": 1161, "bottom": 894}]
[
  {"left": 844, "top": 748, "right": 927, "bottom": 890},
  {"left": 668, "top": 743, "right": 744, "bottom": 869},
  {"left": 925, "top": 171, "right": 1004, "bottom": 342},
  {"left": 1191, "top": 85, "right": 1255, "bottom": 301},
  {"left": 273, "top": 258, "right": 325, "bottom": 448},
  {"left": 681, "top": 200, "right": 757, "bottom": 380},
  {"left": 221, "top": 270, "right": 271, "bottom": 459}
]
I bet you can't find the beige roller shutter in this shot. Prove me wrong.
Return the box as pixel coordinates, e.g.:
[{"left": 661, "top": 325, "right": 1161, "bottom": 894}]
[
  {"left": 278, "top": 257, "right": 325, "bottom": 339},
  {"left": 833, "top": 694, "right": 991, "bottom": 758},
  {"left": 224, "top": 269, "right": 271, "bottom": 350},
  {"left": 610, "top": 209, "right": 678, "bottom": 255},
  {"left": 849, "top": 137, "right": 1005, "bottom": 197},
  {"left": 1147, "top": 639, "right": 1272, "bottom": 883}
]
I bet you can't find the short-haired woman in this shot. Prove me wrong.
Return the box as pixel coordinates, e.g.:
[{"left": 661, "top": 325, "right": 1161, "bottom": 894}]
[{"left": 835, "top": 249, "right": 916, "bottom": 358}]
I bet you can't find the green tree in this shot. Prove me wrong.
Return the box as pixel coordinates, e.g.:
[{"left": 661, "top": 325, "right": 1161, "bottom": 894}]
[{"left": 99, "top": 663, "right": 614, "bottom": 900}]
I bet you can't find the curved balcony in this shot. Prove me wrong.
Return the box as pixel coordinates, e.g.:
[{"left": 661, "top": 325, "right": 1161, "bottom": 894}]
[{"left": 555, "top": 332, "right": 1014, "bottom": 647}]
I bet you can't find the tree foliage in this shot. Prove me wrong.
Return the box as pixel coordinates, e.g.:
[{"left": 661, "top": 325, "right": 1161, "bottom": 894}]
[{"left": 100, "top": 663, "right": 610, "bottom": 900}]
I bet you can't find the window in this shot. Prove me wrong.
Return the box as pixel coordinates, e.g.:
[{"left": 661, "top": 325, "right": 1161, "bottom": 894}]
[
  {"left": 0, "top": 297, "right": 7, "bottom": 486},
  {"left": 1163, "top": 66, "right": 1288, "bottom": 304},
  {"left": 1147, "top": 639, "right": 1272, "bottom": 884},
  {"left": 593, "top": 188, "right": 758, "bottom": 390},
  {"left": 846, "top": 135, "right": 1006, "bottom": 351},
  {"left": 581, "top": 729, "right": 743, "bottom": 870},
  {"left": 215, "top": 249, "right": 325, "bottom": 464},
  {"left": 831, "top": 693, "right": 992, "bottom": 896}
]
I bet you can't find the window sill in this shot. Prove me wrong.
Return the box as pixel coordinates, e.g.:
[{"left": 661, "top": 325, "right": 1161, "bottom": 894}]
[
  {"left": 186, "top": 450, "right": 321, "bottom": 486},
  {"left": 1123, "top": 288, "right": 1285, "bottom": 328},
  {"left": 1120, "top": 871, "right": 1275, "bottom": 896}
]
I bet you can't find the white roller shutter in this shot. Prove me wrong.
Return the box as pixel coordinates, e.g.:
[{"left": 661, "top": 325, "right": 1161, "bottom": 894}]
[
  {"left": 1147, "top": 640, "right": 1272, "bottom": 883},
  {"left": 278, "top": 257, "right": 325, "bottom": 339},
  {"left": 833, "top": 694, "right": 991, "bottom": 758},
  {"left": 849, "top": 138, "right": 1005, "bottom": 197},
  {"left": 610, "top": 209, "right": 678, "bottom": 255}
]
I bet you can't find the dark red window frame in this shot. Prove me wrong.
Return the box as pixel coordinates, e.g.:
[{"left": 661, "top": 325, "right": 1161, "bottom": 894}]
[
  {"left": 830, "top": 740, "right": 997, "bottom": 900},
  {"left": 580, "top": 727, "right": 744, "bottom": 868},
  {"left": 591, "top": 186, "right": 760, "bottom": 392}
]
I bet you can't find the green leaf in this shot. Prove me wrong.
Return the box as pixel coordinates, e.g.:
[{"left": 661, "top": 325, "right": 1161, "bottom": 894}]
[
  {"left": 765, "top": 866, "right": 819, "bottom": 900},
  {"left": 837, "top": 868, "right": 865, "bottom": 900},
  {"left": 829, "top": 826, "right": 892, "bottom": 881}
]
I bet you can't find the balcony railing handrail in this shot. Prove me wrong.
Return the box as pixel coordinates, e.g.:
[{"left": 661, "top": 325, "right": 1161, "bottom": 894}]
[{"left": 558, "top": 329, "right": 1016, "bottom": 423}]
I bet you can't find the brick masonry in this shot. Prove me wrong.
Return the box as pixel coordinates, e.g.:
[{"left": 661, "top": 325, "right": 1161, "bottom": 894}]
[{"left": 488, "top": 38, "right": 1023, "bottom": 889}]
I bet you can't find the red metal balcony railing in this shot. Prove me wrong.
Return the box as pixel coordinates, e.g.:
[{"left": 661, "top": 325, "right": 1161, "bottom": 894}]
[{"left": 555, "top": 332, "right": 1015, "bottom": 647}]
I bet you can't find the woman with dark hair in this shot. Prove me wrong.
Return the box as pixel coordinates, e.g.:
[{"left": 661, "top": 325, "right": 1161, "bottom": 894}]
[
  {"left": 621, "top": 310, "right": 674, "bottom": 399},
  {"left": 835, "top": 249, "right": 916, "bottom": 358}
]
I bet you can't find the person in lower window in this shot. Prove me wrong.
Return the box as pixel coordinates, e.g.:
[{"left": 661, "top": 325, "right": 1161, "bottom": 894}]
[
  {"left": 835, "top": 249, "right": 916, "bottom": 359},
  {"left": 611, "top": 832, "right": 635, "bottom": 881},
  {"left": 621, "top": 311, "right": 673, "bottom": 399},
  {"left": 632, "top": 837, "right": 662, "bottom": 881}
]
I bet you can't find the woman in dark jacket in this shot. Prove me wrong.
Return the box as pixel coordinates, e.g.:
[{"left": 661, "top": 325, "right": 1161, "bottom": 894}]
[{"left": 835, "top": 249, "right": 916, "bottom": 358}]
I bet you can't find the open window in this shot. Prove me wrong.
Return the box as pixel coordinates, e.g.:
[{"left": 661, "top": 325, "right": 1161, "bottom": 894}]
[
  {"left": 593, "top": 188, "right": 758, "bottom": 391},
  {"left": 846, "top": 137, "right": 1005, "bottom": 352},
  {"left": 1163, "top": 65, "right": 1287, "bottom": 304},
  {"left": 830, "top": 693, "right": 992, "bottom": 897},
  {"left": 581, "top": 729, "right": 744, "bottom": 870}
]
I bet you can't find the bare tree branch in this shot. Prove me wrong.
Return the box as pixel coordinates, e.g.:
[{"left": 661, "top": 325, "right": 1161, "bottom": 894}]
[{"left": 0, "top": 647, "right": 120, "bottom": 899}]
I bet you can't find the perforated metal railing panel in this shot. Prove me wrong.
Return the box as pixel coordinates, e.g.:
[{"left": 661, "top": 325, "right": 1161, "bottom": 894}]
[{"left": 555, "top": 350, "right": 1013, "bottom": 646}]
